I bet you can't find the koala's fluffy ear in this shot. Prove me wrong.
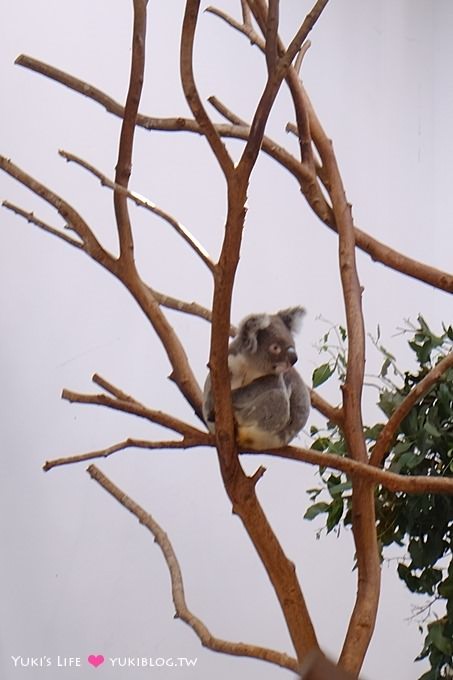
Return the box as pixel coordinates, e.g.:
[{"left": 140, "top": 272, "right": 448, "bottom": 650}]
[
  {"left": 277, "top": 306, "right": 306, "bottom": 334},
  {"left": 237, "top": 314, "right": 271, "bottom": 353}
]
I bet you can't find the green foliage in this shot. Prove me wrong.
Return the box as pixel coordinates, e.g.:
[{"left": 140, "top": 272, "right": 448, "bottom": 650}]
[{"left": 308, "top": 316, "right": 453, "bottom": 679}]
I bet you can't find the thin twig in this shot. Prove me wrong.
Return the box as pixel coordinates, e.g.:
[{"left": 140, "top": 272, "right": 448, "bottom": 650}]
[
  {"left": 87, "top": 464, "right": 299, "bottom": 672},
  {"left": 0, "top": 156, "right": 114, "bottom": 268},
  {"left": 370, "top": 351, "right": 453, "bottom": 467},
  {"left": 62, "top": 387, "right": 204, "bottom": 438},
  {"left": 91, "top": 373, "right": 135, "bottom": 400},
  {"left": 59, "top": 149, "right": 215, "bottom": 273},
  {"left": 149, "top": 287, "right": 224, "bottom": 329},
  {"left": 284, "top": 1, "right": 328, "bottom": 66},
  {"left": 2, "top": 201, "right": 84, "bottom": 250},
  {"left": 43, "top": 437, "right": 207, "bottom": 471},
  {"left": 294, "top": 41, "right": 311, "bottom": 75},
  {"left": 206, "top": 5, "right": 263, "bottom": 45},
  {"left": 207, "top": 96, "right": 247, "bottom": 126}
]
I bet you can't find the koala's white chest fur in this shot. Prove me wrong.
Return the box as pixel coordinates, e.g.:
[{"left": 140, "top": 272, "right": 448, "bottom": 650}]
[{"left": 228, "top": 352, "right": 267, "bottom": 389}]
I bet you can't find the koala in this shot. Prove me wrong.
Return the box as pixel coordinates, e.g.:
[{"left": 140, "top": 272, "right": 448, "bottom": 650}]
[{"left": 202, "top": 306, "right": 310, "bottom": 450}]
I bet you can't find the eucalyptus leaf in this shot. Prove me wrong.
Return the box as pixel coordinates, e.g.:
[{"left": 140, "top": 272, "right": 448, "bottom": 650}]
[
  {"left": 304, "top": 502, "right": 330, "bottom": 521},
  {"left": 312, "top": 362, "right": 334, "bottom": 388}
]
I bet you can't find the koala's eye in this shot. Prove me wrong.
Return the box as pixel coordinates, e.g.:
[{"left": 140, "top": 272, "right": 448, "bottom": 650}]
[{"left": 269, "top": 343, "right": 281, "bottom": 355}]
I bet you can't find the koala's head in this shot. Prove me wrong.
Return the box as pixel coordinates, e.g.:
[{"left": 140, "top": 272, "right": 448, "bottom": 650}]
[{"left": 230, "top": 306, "right": 305, "bottom": 375}]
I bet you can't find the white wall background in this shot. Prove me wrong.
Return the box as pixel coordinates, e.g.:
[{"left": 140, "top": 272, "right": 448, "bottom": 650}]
[{"left": 1, "top": 2, "right": 452, "bottom": 679}]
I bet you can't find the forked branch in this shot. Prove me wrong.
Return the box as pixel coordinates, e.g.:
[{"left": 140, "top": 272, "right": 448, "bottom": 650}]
[
  {"left": 204, "top": 8, "right": 453, "bottom": 293},
  {"left": 12, "top": 53, "right": 452, "bottom": 292},
  {"left": 87, "top": 464, "right": 299, "bottom": 672},
  {"left": 1, "top": 153, "right": 203, "bottom": 416},
  {"left": 59, "top": 149, "right": 215, "bottom": 273},
  {"left": 0, "top": 155, "right": 116, "bottom": 269},
  {"left": 205, "top": 1, "right": 330, "bottom": 667},
  {"left": 61, "top": 375, "right": 203, "bottom": 438},
  {"left": 44, "top": 430, "right": 453, "bottom": 496},
  {"left": 237, "top": 0, "right": 329, "bottom": 179}
]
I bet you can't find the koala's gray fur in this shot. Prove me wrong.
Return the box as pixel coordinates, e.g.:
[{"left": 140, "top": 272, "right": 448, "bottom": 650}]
[{"left": 202, "top": 306, "right": 310, "bottom": 450}]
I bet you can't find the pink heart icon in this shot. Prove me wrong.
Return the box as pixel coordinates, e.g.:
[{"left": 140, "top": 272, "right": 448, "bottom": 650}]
[{"left": 88, "top": 655, "right": 105, "bottom": 668}]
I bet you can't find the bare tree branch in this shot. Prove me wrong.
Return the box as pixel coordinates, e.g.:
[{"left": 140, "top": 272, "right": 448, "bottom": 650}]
[
  {"left": 43, "top": 437, "right": 207, "bottom": 471},
  {"left": 113, "top": 280, "right": 204, "bottom": 416},
  {"left": 200, "top": 5, "right": 331, "bottom": 665},
  {"left": 326, "top": 177, "right": 367, "bottom": 460},
  {"left": 300, "top": 650, "right": 357, "bottom": 680},
  {"left": 246, "top": 0, "right": 319, "bottom": 182},
  {"left": 91, "top": 372, "right": 141, "bottom": 400},
  {"left": 13, "top": 52, "right": 453, "bottom": 294},
  {"left": 44, "top": 428, "right": 453, "bottom": 496},
  {"left": 207, "top": 96, "right": 247, "bottom": 126},
  {"left": 370, "top": 351, "right": 453, "bottom": 467},
  {"left": 237, "top": 0, "right": 329, "bottom": 180},
  {"left": 203, "top": 12, "right": 453, "bottom": 294},
  {"left": 259, "top": 445, "right": 453, "bottom": 496},
  {"left": 240, "top": 0, "right": 253, "bottom": 28},
  {"left": 59, "top": 149, "right": 215, "bottom": 273},
  {"left": 61, "top": 386, "right": 204, "bottom": 439},
  {"left": 294, "top": 41, "right": 311, "bottom": 75},
  {"left": 265, "top": 0, "right": 279, "bottom": 73},
  {"left": 87, "top": 464, "right": 299, "bottom": 673},
  {"left": 205, "top": 5, "right": 262, "bottom": 44},
  {"left": 2, "top": 201, "right": 84, "bottom": 250},
  {"left": 114, "top": 0, "right": 147, "bottom": 264},
  {"left": 339, "top": 477, "right": 379, "bottom": 675},
  {"left": 0, "top": 155, "right": 115, "bottom": 268},
  {"left": 284, "top": 1, "right": 329, "bottom": 65},
  {"left": 309, "top": 389, "right": 344, "bottom": 427},
  {"left": 0, "top": 160, "right": 203, "bottom": 417},
  {"left": 19, "top": 52, "right": 453, "bottom": 294},
  {"left": 307, "top": 70, "right": 379, "bottom": 677},
  {"left": 146, "top": 288, "right": 237, "bottom": 335},
  {"left": 242, "top": 3, "right": 380, "bottom": 670},
  {"left": 181, "top": 0, "right": 234, "bottom": 179}
]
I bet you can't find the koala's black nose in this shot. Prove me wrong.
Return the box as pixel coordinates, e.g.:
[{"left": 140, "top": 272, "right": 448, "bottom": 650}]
[{"left": 287, "top": 347, "right": 298, "bottom": 365}]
